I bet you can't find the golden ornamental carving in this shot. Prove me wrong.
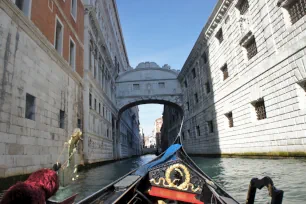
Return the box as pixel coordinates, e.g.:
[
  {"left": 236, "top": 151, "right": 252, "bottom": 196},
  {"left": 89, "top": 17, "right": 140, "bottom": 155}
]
[{"left": 150, "top": 163, "right": 201, "bottom": 193}]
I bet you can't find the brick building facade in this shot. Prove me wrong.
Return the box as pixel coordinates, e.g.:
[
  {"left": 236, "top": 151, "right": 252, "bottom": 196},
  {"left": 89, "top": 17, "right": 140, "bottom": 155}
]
[{"left": 163, "top": 0, "right": 306, "bottom": 156}]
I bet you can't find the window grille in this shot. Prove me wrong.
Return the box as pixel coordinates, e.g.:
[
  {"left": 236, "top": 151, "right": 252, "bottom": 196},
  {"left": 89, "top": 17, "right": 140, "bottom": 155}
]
[
  {"left": 246, "top": 38, "right": 258, "bottom": 60},
  {"left": 216, "top": 28, "right": 224, "bottom": 43},
  {"left": 238, "top": 0, "right": 249, "bottom": 15},
  {"left": 207, "top": 121, "right": 214, "bottom": 133},
  {"left": 287, "top": 0, "right": 306, "bottom": 24},
  {"left": 221, "top": 64, "right": 229, "bottom": 80},
  {"left": 254, "top": 101, "right": 266, "bottom": 120}
]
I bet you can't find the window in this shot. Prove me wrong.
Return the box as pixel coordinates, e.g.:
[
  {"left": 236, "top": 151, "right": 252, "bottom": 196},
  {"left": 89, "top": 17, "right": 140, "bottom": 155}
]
[
  {"left": 186, "top": 102, "right": 190, "bottom": 111},
  {"left": 182, "top": 132, "right": 185, "bottom": 140},
  {"left": 245, "top": 37, "right": 258, "bottom": 60},
  {"left": 59, "top": 110, "right": 65, "bottom": 129},
  {"left": 216, "top": 28, "right": 224, "bottom": 43},
  {"left": 254, "top": 100, "right": 267, "bottom": 120},
  {"left": 237, "top": 0, "right": 249, "bottom": 15},
  {"left": 69, "top": 38, "right": 76, "bottom": 70},
  {"left": 187, "top": 129, "right": 191, "bottom": 138},
  {"left": 89, "top": 93, "right": 92, "bottom": 109},
  {"left": 205, "top": 82, "right": 211, "bottom": 94},
  {"left": 71, "top": 0, "right": 77, "bottom": 20},
  {"left": 225, "top": 112, "right": 234, "bottom": 128},
  {"left": 286, "top": 0, "right": 306, "bottom": 24},
  {"left": 77, "top": 119, "right": 82, "bottom": 129},
  {"left": 207, "top": 121, "right": 214, "bottom": 133},
  {"left": 99, "top": 103, "right": 101, "bottom": 114},
  {"left": 202, "top": 52, "right": 207, "bottom": 64},
  {"left": 158, "top": 82, "right": 165, "bottom": 88},
  {"left": 184, "top": 80, "right": 188, "bottom": 88},
  {"left": 221, "top": 64, "right": 229, "bottom": 80},
  {"left": 103, "top": 106, "right": 105, "bottom": 117},
  {"left": 94, "top": 99, "right": 97, "bottom": 111},
  {"left": 194, "top": 93, "right": 199, "bottom": 103},
  {"left": 15, "top": 0, "right": 32, "bottom": 17},
  {"left": 25, "top": 93, "right": 35, "bottom": 120},
  {"left": 196, "top": 126, "right": 200, "bottom": 136},
  {"left": 133, "top": 84, "right": 140, "bottom": 90},
  {"left": 55, "top": 17, "right": 64, "bottom": 55},
  {"left": 192, "top": 68, "right": 196, "bottom": 78}
]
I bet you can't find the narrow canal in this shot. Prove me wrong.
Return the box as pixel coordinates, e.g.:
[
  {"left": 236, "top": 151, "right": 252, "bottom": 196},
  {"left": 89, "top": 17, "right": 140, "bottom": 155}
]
[{"left": 56, "top": 155, "right": 306, "bottom": 203}]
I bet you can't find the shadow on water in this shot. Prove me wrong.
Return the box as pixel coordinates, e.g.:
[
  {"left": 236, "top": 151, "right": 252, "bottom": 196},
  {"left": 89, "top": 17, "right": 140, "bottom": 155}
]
[{"left": 52, "top": 154, "right": 156, "bottom": 202}]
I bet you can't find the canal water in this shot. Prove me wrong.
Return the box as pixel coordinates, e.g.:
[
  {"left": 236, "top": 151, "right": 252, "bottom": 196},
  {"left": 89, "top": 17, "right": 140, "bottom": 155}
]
[{"left": 1, "top": 155, "right": 306, "bottom": 203}]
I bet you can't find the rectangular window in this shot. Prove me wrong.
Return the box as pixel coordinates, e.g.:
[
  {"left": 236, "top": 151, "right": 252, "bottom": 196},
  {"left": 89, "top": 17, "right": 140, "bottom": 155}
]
[
  {"left": 89, "top": 93, "right": 92, "bottom": 109},
  {"left": 103, "top": 106, "right": 105, "bottom": 117},
  {"left": 205, "top": 82, "right": 211, "bottom": 94},
  {"left": 59, "top": 110, "right": 65, "bottom": 129},
  {"left": 133, "top": 84, "right": 140, "bottom": 90},
  {"left": 71, "top": 0, "right": 77, "bottom": 20},
  {"left": 287, "top": 0, "right": 306, "bottom": 24},
  {"left": 55, "top": 17, "right": 64, "bottom": 55},
  {"left": 216, "top": 28, "right": 224, "bottom": 43},
  {"left": 246, "top": 37, "right": 258, "bottom": 60},
  {"left": 192, "top": 68, "right": 196, "bottom": 78},
  {"left": 69, "top": 38, "right": 76, "bottom": 70},
  {"left": 226, "top": 112, "right": 234, "bottom": 128},
  {"left": 15, "top": 0, "right": 31, "bottom": 17},
  {"left": 77, "top": 119, "right": 82, "bottom": 129},
  {"left": 99, "top": 103, "right": 101, "bottom": 114},
  {"left": 194, "top": 93, "right": 199, "bottom": 103},
  {"left": 184, "top": 80, "right": 188, "bottom": 88},
  {"left": 94, "top": 99, "right": 97, "bottom": 111},
  {"left": 221, "top": 64, "right": 229, "bottom": 80},
  {"left": 25, "top": 93, "right": 35, "bottom": 120},
  {"left": 238, "top": 0, "right": 249, "bottom": 15},
  {"left": 158, "top": 82, "right": 165, "bottom": 88},
  {"left": 196, "top": 126, "right": 200, "bottom": 136},
  {"left": 254, "top": 100, "right": 267, "bottom": 120},
  {"left": 207, "top": 121, "right": 214, "bottom": 133}
]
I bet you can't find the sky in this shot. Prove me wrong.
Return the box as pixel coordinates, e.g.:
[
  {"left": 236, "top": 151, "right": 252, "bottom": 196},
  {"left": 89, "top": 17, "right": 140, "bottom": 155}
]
[{"left": 116, "top": 0, "right": 218, "bottom": 136}]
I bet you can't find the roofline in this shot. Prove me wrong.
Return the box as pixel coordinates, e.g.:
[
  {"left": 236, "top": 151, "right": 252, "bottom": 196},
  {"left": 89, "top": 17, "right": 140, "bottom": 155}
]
[{"left": 112, "top": 0, "right": 130, "bottom": 67}]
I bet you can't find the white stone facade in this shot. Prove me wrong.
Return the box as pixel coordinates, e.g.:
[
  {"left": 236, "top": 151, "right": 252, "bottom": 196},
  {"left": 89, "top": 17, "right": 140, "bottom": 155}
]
[
  {"left": 164, "top": 0, "right": 306, "bottom": 156},
  {"left": 0, "top": 2, "right": 83, "bottom": 177},
  {"left": 82, "top": 0, "right": 140, "bottom": 162}
]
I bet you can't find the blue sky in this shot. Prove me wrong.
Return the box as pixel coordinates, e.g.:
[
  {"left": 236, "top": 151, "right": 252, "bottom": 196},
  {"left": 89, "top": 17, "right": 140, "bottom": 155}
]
[{"left": 117, "top": 0, "right": 217, "bottom": 135}]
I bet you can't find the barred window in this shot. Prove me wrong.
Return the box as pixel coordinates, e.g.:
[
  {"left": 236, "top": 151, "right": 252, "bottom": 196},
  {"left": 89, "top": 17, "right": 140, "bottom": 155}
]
[
  {"left": 207, "top": 121, "right": 214, "bottom": 133},
  {"left": 238, "top": 0, "right": 249, "bottom": 15},
  {"left": 287, "top": 0, "right": 306, "bottom": 24},
  {"left": 216, "top": 28, "right": 224, "bottom": 43},
  {"left": 221, "top": 64, "right": 229, "bottom": 80},
  {"left": 254, "top": 100, "right": 266, "bottom": 120},
  {"left": 205, "top": 82, "right": 211, "bottom": 94},
  {"left": 192, "top": 68, "right": 196, "bottom": 78},
  {"left": 246, "top": 37, "right": 258, "bottom": 60},
  {"left": 226, "top": 112, "right": 234, "bottom": 128}
]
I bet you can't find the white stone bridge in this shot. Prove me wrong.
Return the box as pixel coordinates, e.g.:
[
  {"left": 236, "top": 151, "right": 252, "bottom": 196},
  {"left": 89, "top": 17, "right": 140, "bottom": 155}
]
[{"left": 116, "top": 62, "right": 183, "bottom": 114}]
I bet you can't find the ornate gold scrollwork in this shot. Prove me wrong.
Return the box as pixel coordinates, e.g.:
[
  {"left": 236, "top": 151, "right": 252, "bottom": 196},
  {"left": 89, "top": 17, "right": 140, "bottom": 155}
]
[{"left": 150, "top": 163, "right": 201, "bottom": 193}]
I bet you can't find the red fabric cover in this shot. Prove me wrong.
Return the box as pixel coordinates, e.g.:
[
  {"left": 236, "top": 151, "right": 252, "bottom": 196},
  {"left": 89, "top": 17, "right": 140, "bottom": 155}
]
[{"left": 0, "top": 169, "right": 59, "bottom": 204}]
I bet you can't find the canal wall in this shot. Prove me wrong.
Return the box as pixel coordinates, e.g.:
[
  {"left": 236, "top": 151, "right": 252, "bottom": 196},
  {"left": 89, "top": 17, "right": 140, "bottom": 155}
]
[{"left": 163, "top": 0, "right": 306, "bottom": 156}]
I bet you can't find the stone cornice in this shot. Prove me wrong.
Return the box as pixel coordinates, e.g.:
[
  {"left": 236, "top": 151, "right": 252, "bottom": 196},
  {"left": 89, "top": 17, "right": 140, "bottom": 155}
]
[
  {"left": 53, "top": 0, "right": 84, "bottom": 49},
  {"left": 1, "top": 0, "right": 83, "bottom": 85}
]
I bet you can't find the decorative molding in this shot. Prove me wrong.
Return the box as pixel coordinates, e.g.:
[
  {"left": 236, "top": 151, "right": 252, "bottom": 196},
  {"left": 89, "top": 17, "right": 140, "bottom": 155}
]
[{"left": 0, "top": 0, "right": 83, "bottom": 85}]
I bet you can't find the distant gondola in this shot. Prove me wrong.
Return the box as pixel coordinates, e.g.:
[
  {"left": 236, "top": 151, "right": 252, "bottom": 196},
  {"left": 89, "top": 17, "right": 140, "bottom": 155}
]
[{"left": 48, "top": 120, "right": 284, "bottom": 204}]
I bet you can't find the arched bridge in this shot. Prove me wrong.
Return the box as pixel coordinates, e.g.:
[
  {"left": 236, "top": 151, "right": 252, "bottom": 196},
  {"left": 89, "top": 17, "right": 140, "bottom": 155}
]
[{"left": 116, "top": 62, "right": 183, "bottom": 114}]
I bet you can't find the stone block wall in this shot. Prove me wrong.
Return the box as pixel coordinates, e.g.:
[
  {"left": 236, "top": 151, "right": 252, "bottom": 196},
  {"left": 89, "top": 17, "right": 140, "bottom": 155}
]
[
  {"left": 172, "top": 0, "right": 306, "bottom": 156},
  {"left": 0, "top": 1, "right": 83, "bottom": 178}
]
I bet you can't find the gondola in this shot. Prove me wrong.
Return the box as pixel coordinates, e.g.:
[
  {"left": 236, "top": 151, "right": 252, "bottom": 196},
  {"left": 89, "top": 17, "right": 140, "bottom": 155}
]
[{"left": 72, "top": 119, "right": 284, "bottom": 204}]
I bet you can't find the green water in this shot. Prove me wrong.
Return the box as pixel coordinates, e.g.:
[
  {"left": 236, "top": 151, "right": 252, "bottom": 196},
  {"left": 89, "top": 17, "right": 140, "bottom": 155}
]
[{"left": 2, "top": 155, "right": 306, "bottom": 203}]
